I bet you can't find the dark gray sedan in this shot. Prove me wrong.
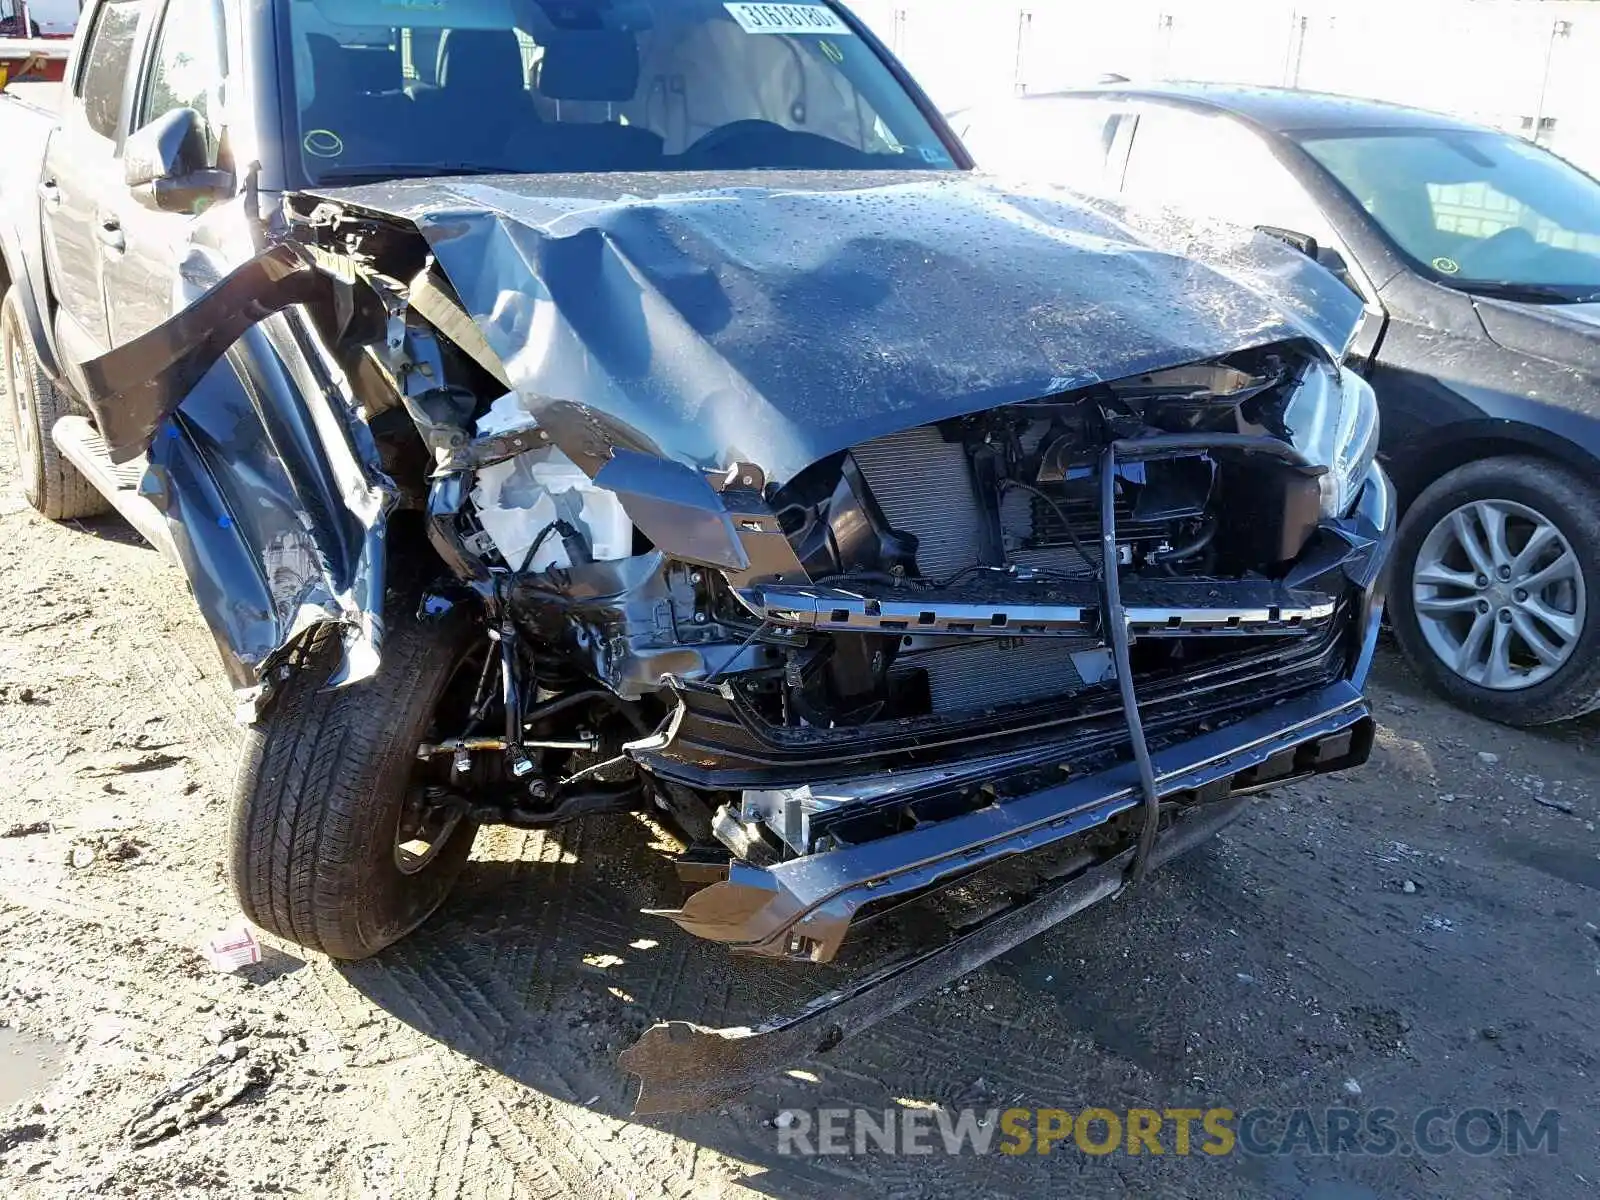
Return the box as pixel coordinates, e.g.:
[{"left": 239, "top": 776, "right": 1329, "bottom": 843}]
[{"left": 954, "top": 83, "right": 1600, "bottom": 725}]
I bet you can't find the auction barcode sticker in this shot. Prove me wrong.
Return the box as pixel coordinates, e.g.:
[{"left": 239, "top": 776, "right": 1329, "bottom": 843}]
[{"left": 724, "top": 3, "right": 854, "bottom": 35}]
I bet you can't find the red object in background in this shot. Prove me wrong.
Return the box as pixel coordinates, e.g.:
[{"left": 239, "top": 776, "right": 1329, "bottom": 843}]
[
  {"left": 0, "top": 50, "right": 68, "bottom": 88},
  {"left": 1, "top": 0, "right": 70, "bottom": 87},
  {"left": 0, "top": 38, "right": 70, "bottom": 88}
]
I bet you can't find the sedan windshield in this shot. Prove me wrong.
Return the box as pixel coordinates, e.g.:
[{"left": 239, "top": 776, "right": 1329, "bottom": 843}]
[
  {"left": 1298, "top": 128, "right": 1600, "bottom": 300},
  {"left": 278, "top": 0, "right": 956, "bottom": 183}
]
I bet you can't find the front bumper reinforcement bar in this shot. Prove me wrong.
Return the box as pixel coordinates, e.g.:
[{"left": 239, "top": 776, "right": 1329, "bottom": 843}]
[{"left": 620, "top": 795, "right": 1248, "bottom": 1115}]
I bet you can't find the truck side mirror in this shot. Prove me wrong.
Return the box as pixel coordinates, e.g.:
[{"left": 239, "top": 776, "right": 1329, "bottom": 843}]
[
  {"left": 1314, "top": 243, "right": 1354, "bottom": 283},
  {"left": 125, "top": 107, "right": 233, "bottom": 214},
  {"left": 1308, "top": 243, "right": 1366, "bottom": 299},
  {"left": 1257, "top": 226, "right": 1364, "bottom": 297},
  {"left": 1255, "top": 225, "right": 1319, "bottom": 259}
]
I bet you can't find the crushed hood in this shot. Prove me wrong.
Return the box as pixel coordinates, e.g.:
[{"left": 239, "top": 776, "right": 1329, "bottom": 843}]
[
  {"left": 69, "top": 170, "right": 1363, "bottom": 694},
  {"left": 84, "top": 171, "right": 1362, "bottom": 482},
  {"left": 306, "top": 170, "right": 1364, "bottom": 483}
]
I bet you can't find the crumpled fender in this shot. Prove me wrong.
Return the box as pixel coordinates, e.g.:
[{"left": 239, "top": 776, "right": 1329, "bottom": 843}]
[{"left": 81, "top": 241, "right": 393, "bottom": 698}]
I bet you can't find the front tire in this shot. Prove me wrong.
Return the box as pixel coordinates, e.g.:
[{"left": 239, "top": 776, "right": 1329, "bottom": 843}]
[
  {"left": 229, "top": 605, "right": 482, "bottom": 960},
  {"left": 1, "top": 287, "right": 109, "bottom": 520},
  {"left": 1390, "top": 456, "right": 1600, "bottom": 726}
]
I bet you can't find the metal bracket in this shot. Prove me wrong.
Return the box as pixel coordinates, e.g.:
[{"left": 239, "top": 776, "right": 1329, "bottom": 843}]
[
  {"left": 1099, "top": 442, "right": 1161, "bottom": 884},
  {"left": 619, "top": 796, "right": 1250, "bottom": 1115}
]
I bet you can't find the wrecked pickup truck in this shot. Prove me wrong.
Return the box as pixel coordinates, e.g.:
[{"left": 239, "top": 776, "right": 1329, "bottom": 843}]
[{"left": 1, "top": 0, "right": 1392, "bottom": 1110}]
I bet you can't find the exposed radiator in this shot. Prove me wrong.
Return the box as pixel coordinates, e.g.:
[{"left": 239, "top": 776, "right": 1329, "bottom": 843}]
[
  {"left": 851, "top": 425, "right": 1106, "bottom": 582},
  {"left": 850, "top": 424, "right": 1110, "bottom": 714},
  {"left": 894, "top": 637, "right": 1097, "bottom": 713},
  {"left": 849, "top": 427, "right": 982, "bottom": 581},
  {"left": 1000, "top": 486, "right": 1101, "bottom": 579}
]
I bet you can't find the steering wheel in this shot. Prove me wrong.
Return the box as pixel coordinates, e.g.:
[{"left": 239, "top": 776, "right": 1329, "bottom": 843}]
[
  {"left": 1452, "top": 225, "right": 1542, "bottom": 278},
  {"left": 682, "top": 120, "right": 795, "bottom": 165}
]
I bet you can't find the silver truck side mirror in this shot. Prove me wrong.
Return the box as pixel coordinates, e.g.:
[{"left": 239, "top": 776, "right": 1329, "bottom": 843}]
[
  {"left": 1255, "top": 224, "right": 1319, "bottom": 259},
  {"left": 125, "top": 107, "right": 233, "bottom": 215}
]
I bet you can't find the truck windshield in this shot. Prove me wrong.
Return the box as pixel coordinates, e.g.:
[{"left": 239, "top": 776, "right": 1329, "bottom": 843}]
[
  {"left": 1299, "top": 128, "right": 1600, "bottom": 301},
  {"left": 278, "top": 0, "right": 956, "bottom": 183}
]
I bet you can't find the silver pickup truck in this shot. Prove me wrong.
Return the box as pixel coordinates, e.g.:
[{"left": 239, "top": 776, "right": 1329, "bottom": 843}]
[{"left": 0, "top": 0, "right": 1392, "bottom": 1112}]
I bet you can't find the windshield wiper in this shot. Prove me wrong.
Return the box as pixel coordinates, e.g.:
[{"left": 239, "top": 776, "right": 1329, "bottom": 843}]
[
  {"left": 1453, "top": 280, "right": 1600, "bottom": 305},
  {"left": 313, "top": 163, "right": 524, "bottom": 183}
]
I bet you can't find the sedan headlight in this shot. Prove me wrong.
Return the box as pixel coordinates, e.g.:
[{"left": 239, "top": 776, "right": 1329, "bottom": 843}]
[{"left": 1283, "top": 361, "right": 1380, "bottom": 518}]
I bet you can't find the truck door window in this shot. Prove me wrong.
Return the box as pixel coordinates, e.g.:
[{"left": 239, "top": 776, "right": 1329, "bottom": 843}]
[
  {"left": 136, "top": 0, "right": 226, "bottom": 164},
  {"left": 77, "top": 0, "right": 143, "bottom": 139}
]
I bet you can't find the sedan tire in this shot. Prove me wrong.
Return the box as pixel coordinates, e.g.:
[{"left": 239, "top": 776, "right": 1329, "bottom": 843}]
[{"left": 1391, "top": 455, "right": 1600, "bottom": 726}]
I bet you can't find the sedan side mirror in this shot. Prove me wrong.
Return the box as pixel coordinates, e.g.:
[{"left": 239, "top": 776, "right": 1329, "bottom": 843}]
[{"left": 125, "top": 107, "right": 234, "bottom": 214}]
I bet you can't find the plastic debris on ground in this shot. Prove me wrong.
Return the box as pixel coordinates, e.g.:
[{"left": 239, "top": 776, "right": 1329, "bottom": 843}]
[{"left": 201, "top": 922, "right": 262, "bottom": 973}]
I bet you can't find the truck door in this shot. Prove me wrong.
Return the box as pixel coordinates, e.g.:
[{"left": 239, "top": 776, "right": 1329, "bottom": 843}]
[
  {"left": 38, "top": 0, "right": 142, "bottom": 365},
  {"left": 99, "top": 0, "right": 229, "bottom": 345}
]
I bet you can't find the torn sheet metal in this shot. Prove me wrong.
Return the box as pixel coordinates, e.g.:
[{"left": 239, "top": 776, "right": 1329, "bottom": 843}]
[
  {"left": 306, "top": 169, "right": 1365, "bottom": 485},
  {"left": 90, "top": 242, "right": 395, "bottom": 691},
  {"left": 78, "top": 241, "right": 369, "bottom": 462}
]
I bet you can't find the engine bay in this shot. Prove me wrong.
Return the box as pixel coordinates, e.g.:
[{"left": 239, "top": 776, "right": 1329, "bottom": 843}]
[{"left": 449, "top": 341, "right": 1341, "bottom": 751}]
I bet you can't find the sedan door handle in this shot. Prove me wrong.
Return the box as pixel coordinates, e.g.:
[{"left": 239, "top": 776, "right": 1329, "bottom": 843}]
[
  {"left": 37, "top": 180, "right": 61, "bottom": 210},
  {"left": 96, "top": 220, "right": 125, "bottom": 255}
]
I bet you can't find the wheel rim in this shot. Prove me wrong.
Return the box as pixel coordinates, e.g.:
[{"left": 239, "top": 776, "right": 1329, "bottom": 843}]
[
  {"left": 1412, "top": 498, "right": 1586, "bottom": 691},
  {"left": 4, "top": 312, "right": 36, "bottom": 475}
]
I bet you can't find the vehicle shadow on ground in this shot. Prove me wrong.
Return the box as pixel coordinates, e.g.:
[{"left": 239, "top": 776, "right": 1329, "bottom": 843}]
[
  {"left": 335, "top": 812, "right": 1210, "bottom": 1193},
  {"left": 1374, "top": 643, "right": 1600, "bottom": 769},
  {"left": 340, "top": 810, "right": 952, "bottom": 1089},
  {"left": 333, "top": 812, "right": 1449, "bottom": 1198},
  {"left": 337, "top": 818, "right": 892, "bottom": 1192},
  {"left": 38, "top": 509, "right": 160, "bottom": 553}
]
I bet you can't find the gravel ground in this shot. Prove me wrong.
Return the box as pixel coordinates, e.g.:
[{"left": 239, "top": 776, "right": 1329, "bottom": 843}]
[{"left": 0, "top": 425, "right": 1597, "bottom": 1199}]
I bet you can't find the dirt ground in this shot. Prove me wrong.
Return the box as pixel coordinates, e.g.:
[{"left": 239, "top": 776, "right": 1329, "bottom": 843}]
[{"left": 1, "top": 427, "right": 1597, "bottom": 1200}]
